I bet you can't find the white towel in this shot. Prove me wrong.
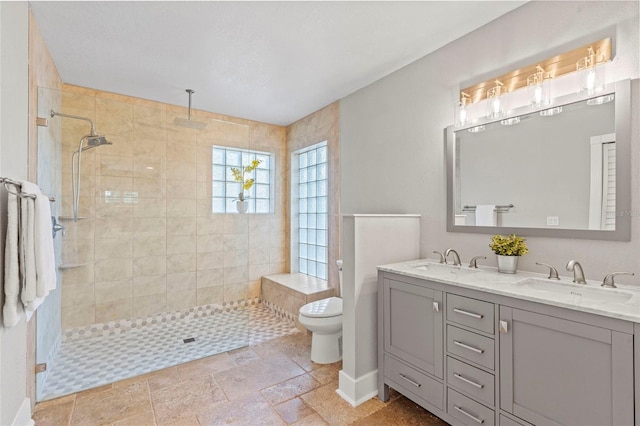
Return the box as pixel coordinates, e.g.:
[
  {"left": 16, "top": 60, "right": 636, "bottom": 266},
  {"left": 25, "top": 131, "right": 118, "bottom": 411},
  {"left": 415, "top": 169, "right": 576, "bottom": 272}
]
[
  {"left": 2, "top": 190, "right": 21, "bottom": 327},
  {"left": 20, "top": 181, "right": 56, "bottom": 314},
  {"left": 476, "top": 205, "right": 497, "bottom": 226}
]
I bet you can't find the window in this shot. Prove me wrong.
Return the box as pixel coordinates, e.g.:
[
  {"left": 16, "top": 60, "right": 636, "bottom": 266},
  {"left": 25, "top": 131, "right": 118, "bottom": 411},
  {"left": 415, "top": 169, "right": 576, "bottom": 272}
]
[
  {"left": 292, "top": 141, "right": 328, "bottom": 280},
  {"left": 212, "top": 146, "right": 274, "bottom": 214}
]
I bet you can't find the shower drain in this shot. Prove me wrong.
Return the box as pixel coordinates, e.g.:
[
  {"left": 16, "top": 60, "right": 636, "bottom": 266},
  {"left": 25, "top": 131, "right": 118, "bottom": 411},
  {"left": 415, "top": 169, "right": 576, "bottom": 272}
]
[{"left": 183, "top": 337, "right": 196, "bottom": 343}]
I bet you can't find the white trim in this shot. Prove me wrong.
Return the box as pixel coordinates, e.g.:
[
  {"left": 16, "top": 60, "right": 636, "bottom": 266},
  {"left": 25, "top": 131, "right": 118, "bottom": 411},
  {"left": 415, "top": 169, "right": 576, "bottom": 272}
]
[
  {"left": 588, "top": 133, "right": 615, "bottom": 230},
  {"left": 11, "top": 399, "right": 33, "bottom": 426},
  {"left": 336, "top": 369, "right": 379, "bottom": 407}
]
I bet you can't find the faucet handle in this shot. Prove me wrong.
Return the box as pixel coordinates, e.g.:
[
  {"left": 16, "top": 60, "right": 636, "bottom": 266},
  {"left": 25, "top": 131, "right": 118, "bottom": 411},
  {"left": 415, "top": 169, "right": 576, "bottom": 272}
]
[
  {"left": 469, "top": 256, "right": 486, "bottom": 269},
  {"left": 536, "top": 262, "right": 560, "bottom": 280},
  {"left": 602, "top": 272, "right": 635, "bottom": 288},
  {"left": 433, "top": 251, "right": 446, "bottom": 264}
]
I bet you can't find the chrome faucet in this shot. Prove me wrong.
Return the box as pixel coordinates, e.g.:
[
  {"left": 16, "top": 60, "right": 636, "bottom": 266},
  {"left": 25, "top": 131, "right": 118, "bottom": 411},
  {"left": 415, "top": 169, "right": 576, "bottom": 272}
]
[
  {"left": 536, "top": 262, "right": 560, "bottom": 280},
  {"left": 566, "top": 260, "right": 586, "bottom": 284},
  {"left": 445, "top": 249, "right": 461, "bottom": 266},
  {"left": 602, "top": 272, "right": 635, "bottom": 288},
  {"left": 469, "top": 256, "right": 486, "bottom": 269},
  {"left": 433, "top": 251, "right": 446, "bottom": 264}
]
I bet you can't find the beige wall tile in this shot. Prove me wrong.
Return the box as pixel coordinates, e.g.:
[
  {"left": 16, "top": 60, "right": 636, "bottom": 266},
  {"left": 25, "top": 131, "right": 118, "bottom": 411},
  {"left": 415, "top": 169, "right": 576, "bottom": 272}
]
[
  {"left": 95, "top": 299, "right": 133, "bottom": 323},
  {"left": 167, "top": 217, "right": 196, "bottom": 236},
  {"left": 249, "top": 247, "right": 270, "bottom": 265},
  {"left": 95, "top": 279, "right": 133, "bottom": 304},
  {"left": 98, "top": 155, "right": 133, "bottom": 178},
  {"left": 133, "top": 236, "right": 166, "bottom": 257},
  {"left": 224, "top": 266, "right": 248, "bottom": 285},
  {"left": 134, "top": 294, "right": 167, "bottom": 317},
  {"left": 166, "top": 235, "right": 196, "bottom": 255},
  {"left": 133, "top": 121, "right": 166, "bottom": 141},
  {"left": 62, "top": 238, "right": 94, "bottom": 264},
  {"left": 196, "top": 252, "right": 224, "bottom": 271},
  {"left": 196, "top": 198, "right": 213, "bottom": 217},
  {"left": 134, "top": 138, "right": 166, "bottom": 158},
  {"left": 197, "top": 234, "right": 223, "bottom": 253},
  {"left": 166, "top": 290, "right": 196, "bottom": 311},
  {"left": 248, "top": 281, "right": 261, "bottom": 299},
  {"left": 196, "top": 269, "right": 224, "bottom": 289},
  {"left": 96, "top": 97, "right": 133, "bottom": 137},
  {"left": 223, "top": 234, "right": 248, "bottom": 251},
  {"left": 224, "top": 283, "right": 247, "bottom": 302},
  {"left": 61, "top": 283, "right": 95, "bottom": 308},
  {"left": 95, "top": 202, "right": 134, "bottom": 219},
  {"left": 197, "top": 286, "right": 223, "bottom": 305},
  {"left": 96, "top": 176, "right": 134, "bottom": 196},
  {"left": 94, "top": 237, "right": 132, "bottom": 260},
  {"left": 133, "top": 157, "right": 166, "bottom": 179},
  {"left": 250, "top": 264, "right": 271, "bottom": 282},
  {"left": 94, "top": 216, "right": 133, "bottom": 239},
  {"left": 166, "top": 254, "right": 196, "bottom": 274},
  {"left": 95, "top": 258, "right": 133, "bottom": 282},
  {"left": 133, "top": 198, "right": 166, "bottom": 218},
  {"left": 62, "top": 303, "right": 95, "bottom": 328},
  {"left": 223, "top": 215, "right": 248, "bottom": 234},
  {"left": 166, "top": 198, "right": 196, "bottom": 217},
  {"left": 167, "top": 179, "right": 197, "bottom": 199},
  {"left": 61, "top": 264, "right": 94, "bottom": 286},
  {"left": 133, "top": 177, "right": 166, "bottom": 198},
  {"left": 224, "top": 250, "right": 248, "bottom": 268},
  {"left": 166, "top": 272, "right": 197, "bottom": 293},
  {"left": 133, "top": 276, "right": 166, "bottom": 297},
  {"left": 166, "top": 159, "right": 197, "bottom": 181},
  {"left": 133, "top": 218, "right": 166, "bottom": 236},
  {"left": 61, "top": 218, "right": 95, "bottom": 241},
  {"left": 133, "top": 256, "right": 167, "bottom": 277},
  {"left": 197, "top": 216, "right": 224, "bottom": 235}
]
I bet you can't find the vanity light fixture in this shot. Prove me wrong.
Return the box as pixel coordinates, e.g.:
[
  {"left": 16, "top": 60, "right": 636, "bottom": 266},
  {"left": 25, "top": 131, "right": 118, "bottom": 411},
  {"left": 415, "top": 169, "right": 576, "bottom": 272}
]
[
  {"left": 487, "top": 80, "right": 507, "bottom": 119},
  {"left": 577, "top": 47, "right": 606, "bottom": 95},
  {"left": 586, "top": 93, "right": 615, "bottom": 106},
  {"left": 527, "top": 65, "right": 551, "bottom": 108},
  {"left": 539, "top": 106, "right": 563, "bottom": 117},
  {"left": 454, "top": 92, "right": 471, "bottom": 128},
  {"left": 500, "top": 116, "right": 520, "bottom": 126}
]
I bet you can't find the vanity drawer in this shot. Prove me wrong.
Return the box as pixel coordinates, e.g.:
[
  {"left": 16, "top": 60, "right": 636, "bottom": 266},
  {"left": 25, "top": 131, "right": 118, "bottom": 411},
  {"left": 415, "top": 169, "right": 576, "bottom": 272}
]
[
  {"left": 447, "top": 356, "right": 494, "bottom": 406},
  {"left": 447, "top": 294, "right": 494, "bottom": 334},
  {"left": 384, "top": 354, "right": 443, "bottom": 410},
  {"left": 447, "top": 325, "right": 495, "bottom": 370},
  {"left": 447, "top": 388, "right": 495, "bottom": 426}
]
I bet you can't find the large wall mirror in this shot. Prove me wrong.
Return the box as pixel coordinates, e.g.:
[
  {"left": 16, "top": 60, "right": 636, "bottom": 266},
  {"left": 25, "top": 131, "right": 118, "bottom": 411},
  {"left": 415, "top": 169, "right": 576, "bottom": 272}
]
[{"left": 446, "top": 79, "right": 631, "bottom": 241}]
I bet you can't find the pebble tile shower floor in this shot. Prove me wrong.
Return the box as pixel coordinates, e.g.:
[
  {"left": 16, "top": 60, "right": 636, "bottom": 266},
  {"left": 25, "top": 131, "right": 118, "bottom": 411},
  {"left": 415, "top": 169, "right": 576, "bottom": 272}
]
[{"left": 40, "top": 303, "right": 299, "bottom": 401}]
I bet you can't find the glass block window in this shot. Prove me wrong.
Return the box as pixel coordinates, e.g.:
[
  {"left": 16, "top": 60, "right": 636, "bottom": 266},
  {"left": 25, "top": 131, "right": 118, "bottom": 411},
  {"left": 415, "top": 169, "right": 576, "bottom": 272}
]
[
  {"left": 212, "top": 146, "right": 274, "bottom": 214},
  {"left": 292, "top": 141, "right": 328, "bottom": 280}
]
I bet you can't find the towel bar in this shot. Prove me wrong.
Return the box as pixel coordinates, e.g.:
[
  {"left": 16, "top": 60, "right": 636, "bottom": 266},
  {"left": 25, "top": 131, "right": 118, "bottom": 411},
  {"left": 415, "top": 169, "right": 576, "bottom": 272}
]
[{"left": 0, "top": 177, "right": 55, "bottom": 202}]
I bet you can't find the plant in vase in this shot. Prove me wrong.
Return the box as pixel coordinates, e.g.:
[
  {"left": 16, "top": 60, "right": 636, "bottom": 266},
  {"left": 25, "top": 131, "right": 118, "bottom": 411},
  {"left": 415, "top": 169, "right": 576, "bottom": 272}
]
[
  {"left": 231, "top": 159, "right": 261, "bottom": 213},
  {"left": 489, "top": 234, "right": 528, "bottom": 274}
]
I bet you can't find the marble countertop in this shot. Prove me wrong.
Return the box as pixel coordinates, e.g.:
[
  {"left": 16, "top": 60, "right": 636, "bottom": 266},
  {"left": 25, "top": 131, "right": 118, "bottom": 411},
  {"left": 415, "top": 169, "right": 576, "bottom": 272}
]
[{"left": 378, "top": 259, "right": 640, "bottom": 323}]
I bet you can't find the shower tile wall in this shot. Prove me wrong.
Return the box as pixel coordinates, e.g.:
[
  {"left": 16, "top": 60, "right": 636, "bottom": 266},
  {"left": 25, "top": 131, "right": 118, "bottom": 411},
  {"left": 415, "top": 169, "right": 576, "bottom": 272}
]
[{"left": 60, "top": 84, "right": 287, "bottom": 329}]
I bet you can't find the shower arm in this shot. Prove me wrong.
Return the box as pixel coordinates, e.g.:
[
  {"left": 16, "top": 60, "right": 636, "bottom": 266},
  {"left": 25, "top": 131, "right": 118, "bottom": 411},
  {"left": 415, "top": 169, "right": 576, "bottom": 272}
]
[{"left": 51, "top": 110, "right": 98, "bottom": 136}]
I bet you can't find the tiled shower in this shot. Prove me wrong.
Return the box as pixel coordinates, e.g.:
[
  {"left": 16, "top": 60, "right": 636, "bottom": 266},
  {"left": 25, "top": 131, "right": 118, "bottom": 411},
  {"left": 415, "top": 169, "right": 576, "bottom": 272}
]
[{"left": 39, "top": 84, "right": 295, "bottom": 399}]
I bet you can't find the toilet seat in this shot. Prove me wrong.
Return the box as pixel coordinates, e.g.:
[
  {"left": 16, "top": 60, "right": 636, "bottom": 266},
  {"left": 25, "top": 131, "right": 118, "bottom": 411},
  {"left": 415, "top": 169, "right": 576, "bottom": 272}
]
[{"left": 300, "top": 297, "right": 342, "bottom": 318}]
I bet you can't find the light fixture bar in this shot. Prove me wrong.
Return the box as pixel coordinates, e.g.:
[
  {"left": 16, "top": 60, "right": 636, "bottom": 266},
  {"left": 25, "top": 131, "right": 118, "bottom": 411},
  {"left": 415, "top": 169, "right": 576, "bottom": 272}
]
[{"left": 460, "top": 38, "right": 612, "bottom": 104}]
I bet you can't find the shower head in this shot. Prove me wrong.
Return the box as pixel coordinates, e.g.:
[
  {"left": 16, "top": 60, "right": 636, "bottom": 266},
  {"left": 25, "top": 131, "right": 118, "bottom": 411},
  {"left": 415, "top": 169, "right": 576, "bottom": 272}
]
[
  {"left": 81, "top": 134, "right": 112, "bottom": 151},
  {"left": 173, "top": 89, "right": 207, "bottom": 130}
]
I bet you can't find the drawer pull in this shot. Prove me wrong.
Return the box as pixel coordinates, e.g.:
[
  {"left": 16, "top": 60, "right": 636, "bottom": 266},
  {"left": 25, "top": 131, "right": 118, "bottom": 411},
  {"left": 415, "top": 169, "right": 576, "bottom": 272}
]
[
  {"left": 399, "top": 373, "right": 422, "bottom": 388},
  {"left": 453, "top": 308, "right": 483, "bottom": 319},
  {"left": 453, "top": 340, "right": 485, "bottom": 354},
  {"left": 454, "top": 405, "right": 485, "bottom": 424},
  {"left": 453, "top": 373, "right": 484, "bottom": 389}
]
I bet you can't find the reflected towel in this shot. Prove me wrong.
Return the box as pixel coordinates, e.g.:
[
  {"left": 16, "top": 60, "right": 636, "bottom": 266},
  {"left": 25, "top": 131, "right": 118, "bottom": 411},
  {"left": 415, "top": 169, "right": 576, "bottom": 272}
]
[
  {"left": 476, "top": 205, "right": 497, "bottom": 226},
  {"left": 2, "top": 190, "right": 21, "bottom": 327}
]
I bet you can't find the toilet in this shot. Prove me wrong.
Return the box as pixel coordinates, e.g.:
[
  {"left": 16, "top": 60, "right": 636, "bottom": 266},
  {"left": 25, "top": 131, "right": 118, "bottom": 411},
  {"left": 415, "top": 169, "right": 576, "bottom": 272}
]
[{"left": 298, "top": 260, "right": 343, "bottom": 364}]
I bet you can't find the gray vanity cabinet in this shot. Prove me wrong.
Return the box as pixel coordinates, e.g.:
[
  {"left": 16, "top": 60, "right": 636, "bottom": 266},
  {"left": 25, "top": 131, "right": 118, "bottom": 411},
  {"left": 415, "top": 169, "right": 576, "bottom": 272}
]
[{"left": 499, "top": 306, "right": 634, "bottom": 426}]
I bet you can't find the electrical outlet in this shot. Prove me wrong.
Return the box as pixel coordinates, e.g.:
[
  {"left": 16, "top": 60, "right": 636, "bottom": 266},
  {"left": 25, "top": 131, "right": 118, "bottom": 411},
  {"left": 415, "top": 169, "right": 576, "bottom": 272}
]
[{"left": 547, "top": 216, "right": 559, "bottom": 226}]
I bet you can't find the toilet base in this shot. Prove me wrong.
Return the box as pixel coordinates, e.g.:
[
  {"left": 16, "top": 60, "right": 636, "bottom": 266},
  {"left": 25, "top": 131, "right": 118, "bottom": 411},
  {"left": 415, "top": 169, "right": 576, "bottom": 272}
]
[{"left": 311, "top": 330, "right": 342, "bottom": 364}]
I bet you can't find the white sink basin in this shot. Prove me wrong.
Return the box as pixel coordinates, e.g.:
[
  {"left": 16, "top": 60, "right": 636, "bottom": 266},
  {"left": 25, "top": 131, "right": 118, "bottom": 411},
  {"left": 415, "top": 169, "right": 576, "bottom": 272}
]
[
  {"left": 412, "top": 263, "right": 479, "bottom": 277},
  {"left": 514, "top": 278, "right": 633, "bottom": 304}
]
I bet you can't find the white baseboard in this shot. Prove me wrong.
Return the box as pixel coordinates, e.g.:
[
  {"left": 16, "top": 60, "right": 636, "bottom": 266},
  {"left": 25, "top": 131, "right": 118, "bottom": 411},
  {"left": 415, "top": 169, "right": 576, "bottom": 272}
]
[
  {"left": 336, "top": 369, "right": 379, "bottom": 407},
  {"left": 12, "top": 398, "right": 34, "bottom": 426}
]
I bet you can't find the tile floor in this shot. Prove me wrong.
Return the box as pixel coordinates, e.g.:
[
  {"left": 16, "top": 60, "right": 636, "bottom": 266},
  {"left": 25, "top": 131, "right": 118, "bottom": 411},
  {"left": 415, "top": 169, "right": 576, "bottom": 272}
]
[
  {"left": 40, "top": 304, "right": 299, "bottom": 401},
  {"left": 33, "top": 332, "right": 449, "bottom": 425}
]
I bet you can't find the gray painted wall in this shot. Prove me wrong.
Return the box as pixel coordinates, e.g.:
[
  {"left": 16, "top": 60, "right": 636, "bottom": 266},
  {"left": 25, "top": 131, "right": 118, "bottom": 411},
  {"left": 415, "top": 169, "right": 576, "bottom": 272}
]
[
  {"left": 340, "top": 1, "right": 640, "bottom": 284},
  {"left": 0, "top": 2, "right": 31, "bottom": 424}
]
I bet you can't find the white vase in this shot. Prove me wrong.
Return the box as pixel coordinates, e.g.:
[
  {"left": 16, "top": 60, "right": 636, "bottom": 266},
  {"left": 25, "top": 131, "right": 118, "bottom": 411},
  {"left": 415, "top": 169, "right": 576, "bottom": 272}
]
[
  {"left": 496, "top": 255, "right": 519, "bottom": 274},
  {"left": 236, "top": 200, "right": 248, "bottom": 214}
]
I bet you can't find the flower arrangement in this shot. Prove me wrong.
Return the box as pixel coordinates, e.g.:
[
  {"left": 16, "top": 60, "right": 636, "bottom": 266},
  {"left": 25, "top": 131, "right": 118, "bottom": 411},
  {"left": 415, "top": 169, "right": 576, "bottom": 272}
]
[
  {"left": 489, "top": 234, "right": 528, "bottom": 256},
  {"left": 231, "top": 159, "right": 261, "bottom": 202}
]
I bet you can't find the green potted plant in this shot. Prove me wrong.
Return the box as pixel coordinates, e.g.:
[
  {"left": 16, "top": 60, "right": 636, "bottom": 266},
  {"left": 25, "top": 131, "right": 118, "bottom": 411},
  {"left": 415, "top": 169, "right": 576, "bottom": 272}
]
[
  {"left": 231, "top": 159, "right": 261, "bottom": 213},
  {"left": 489, "top": 234, "right": 528, "bottom": 273}
]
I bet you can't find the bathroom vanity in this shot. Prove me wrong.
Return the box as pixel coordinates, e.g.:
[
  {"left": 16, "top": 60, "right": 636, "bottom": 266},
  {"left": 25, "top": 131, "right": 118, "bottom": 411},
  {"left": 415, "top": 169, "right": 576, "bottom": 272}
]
[{"left": 377, "top": 260, "right": 640, "bottom": 426}]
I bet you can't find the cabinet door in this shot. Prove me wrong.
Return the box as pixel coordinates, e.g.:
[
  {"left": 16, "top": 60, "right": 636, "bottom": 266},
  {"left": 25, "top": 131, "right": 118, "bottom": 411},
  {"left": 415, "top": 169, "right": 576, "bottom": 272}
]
[
  {"left": 500, "top": 307, "right": 633, "bottom": 426},
  {"left": 383, "top": 278, "right": 443, "bottom": 378}
]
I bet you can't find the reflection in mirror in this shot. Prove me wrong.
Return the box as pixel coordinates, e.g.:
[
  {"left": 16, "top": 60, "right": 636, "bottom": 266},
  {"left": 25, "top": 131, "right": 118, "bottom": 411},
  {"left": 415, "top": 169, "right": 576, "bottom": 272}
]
[{"left": 446, "top": 79, "right": 631, "bottom": 241}]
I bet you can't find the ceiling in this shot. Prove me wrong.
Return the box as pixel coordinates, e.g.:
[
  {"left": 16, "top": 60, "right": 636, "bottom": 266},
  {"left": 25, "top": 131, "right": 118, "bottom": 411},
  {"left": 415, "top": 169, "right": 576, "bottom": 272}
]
[{"left": 30, "top": 1, "right": 525, "bottom": 126}]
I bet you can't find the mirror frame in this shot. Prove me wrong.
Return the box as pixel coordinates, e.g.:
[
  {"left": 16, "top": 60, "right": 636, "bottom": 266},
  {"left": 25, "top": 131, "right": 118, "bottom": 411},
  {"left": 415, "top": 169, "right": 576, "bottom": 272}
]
[{"left": 446, "top": 79, "right": 631, "bottom": 241}]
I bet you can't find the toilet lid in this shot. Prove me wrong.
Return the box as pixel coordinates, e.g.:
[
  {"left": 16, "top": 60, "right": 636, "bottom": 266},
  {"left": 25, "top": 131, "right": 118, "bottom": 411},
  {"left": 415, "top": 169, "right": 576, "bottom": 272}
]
[{"left": 300, "top": 297, "right": 343, "bottom": 318}]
